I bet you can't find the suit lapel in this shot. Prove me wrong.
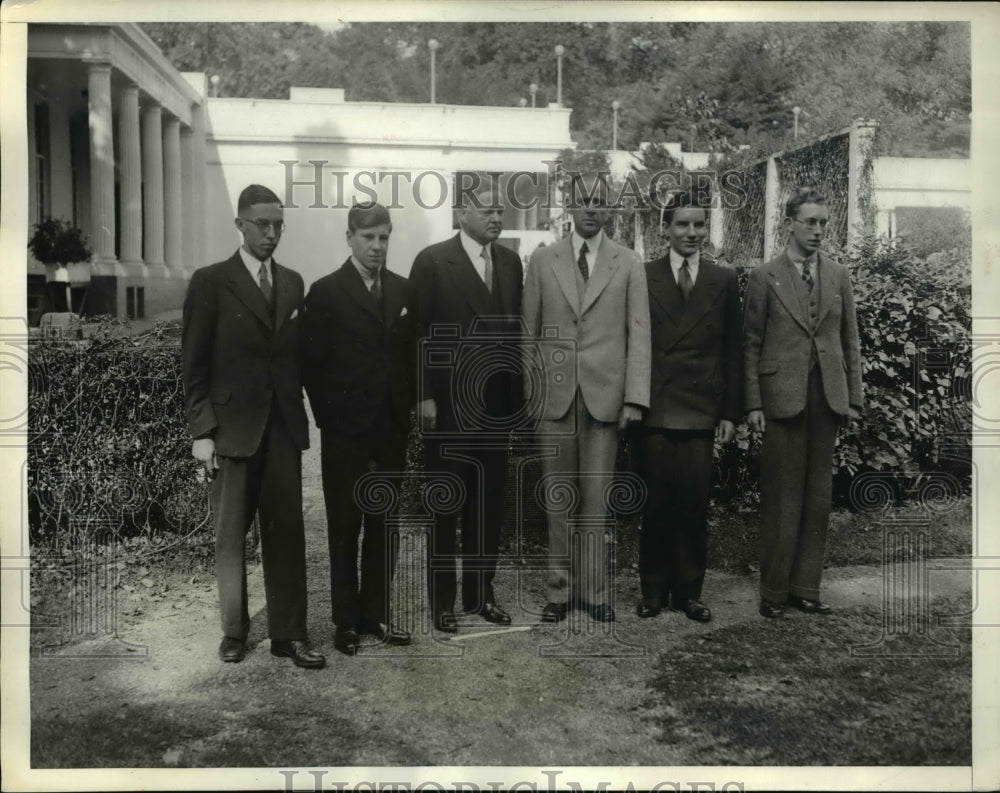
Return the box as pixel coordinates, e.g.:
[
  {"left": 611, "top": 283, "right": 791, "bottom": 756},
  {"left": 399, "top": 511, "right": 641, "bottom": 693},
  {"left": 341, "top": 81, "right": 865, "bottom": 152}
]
[
  {"left": 224, "top": 252, "right": 272, "bottom": 329},
  {"left": 445, "top": 235, "right": 493, "bottom": 317},
  {"left": 382, "top": 271, "right": 406, "bottom": 331},
  {"left": 341, "top": 259, "right": 383, "bottom": 325},
  {"left": 550, "top": 238, "right": 581, "bottom": 318},
  {"left": 766, "top": 253, "right": 809, "bottom": 332},
  {"left": 647, "top": 256, "right": 682, "bottom": 327},
  {"left": 671, "top": 262, "right": 721, "bottom": 343},
  {"left": 272, "top": 260, "right": 297, "bottom": 332},
  {"left": 581, "top": 236, "right": 620, "bottom": 315},
  {"left": 815, "top": 252, "right": 836, "bottom": 326}
]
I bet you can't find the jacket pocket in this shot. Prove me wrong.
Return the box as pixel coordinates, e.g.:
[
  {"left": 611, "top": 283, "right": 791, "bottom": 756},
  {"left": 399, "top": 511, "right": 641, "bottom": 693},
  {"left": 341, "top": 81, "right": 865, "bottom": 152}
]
[{"left": 759, "top": 359, "right": 778, "bottom": 375}]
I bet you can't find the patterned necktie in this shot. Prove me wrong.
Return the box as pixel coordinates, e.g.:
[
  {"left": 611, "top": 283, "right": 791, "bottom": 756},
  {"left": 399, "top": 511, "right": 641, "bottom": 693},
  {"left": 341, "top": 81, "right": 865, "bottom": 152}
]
[
  {"left": 370, "top": 270, "right": 381, "bottom": 305},
  {"left": 678, "top": 258, "right": 694, "bottom": 302},
  {"left": 802, "top": 257, "right": 815, "bottom": 292},
  {"left": 480, "top": 246, "right": 493, "bottom": 293},
  {"left": 577, "top": 241, "right": 590, "bottom": 282},
  {"left": 258, "top": 261, "right": 273, "bottom": 307}
]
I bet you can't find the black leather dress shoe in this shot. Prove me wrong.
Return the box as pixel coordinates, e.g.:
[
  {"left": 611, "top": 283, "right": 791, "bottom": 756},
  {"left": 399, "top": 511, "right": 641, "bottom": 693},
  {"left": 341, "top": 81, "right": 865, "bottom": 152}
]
[
  {"left": 476, "top": 602, "right": 512, "bottom": 625},
  {"left": 787, "top": 596, "right": 833, "bottom": 615},
  {"left": 434, "top": 612, "right": 458, "bottom": 633},
  {"left": 333, "top": 627, "right": 360, "bottom": 655},
  {"left": 588, "top": 603, "right": 615, "bottom": 622},
  {"left": 541, "top": 602, "right": 568, "bottom": 623},
  {"left": 759, "top": 599, "right": 784, "bottom": 618},
  {"left": 358, "top": 620, "right": 412, "bottom": 646},
  {"left": 676, "top": 599, "right": 712, "bottom": 623},
  {"left": 636, "top": 599, "right": 661, "bottom": 619},
  {"left": 219, "top": 636, "right": 246, "bottom": 663},
  {"left": 271, "top": 639, "right": 326, "bottom": 669}
]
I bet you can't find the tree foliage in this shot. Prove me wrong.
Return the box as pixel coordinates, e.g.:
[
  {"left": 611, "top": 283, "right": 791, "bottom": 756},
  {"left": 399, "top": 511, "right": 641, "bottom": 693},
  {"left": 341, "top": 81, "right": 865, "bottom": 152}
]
[{"left": 142, "top": 20, "right": 970, "bottom": 157}]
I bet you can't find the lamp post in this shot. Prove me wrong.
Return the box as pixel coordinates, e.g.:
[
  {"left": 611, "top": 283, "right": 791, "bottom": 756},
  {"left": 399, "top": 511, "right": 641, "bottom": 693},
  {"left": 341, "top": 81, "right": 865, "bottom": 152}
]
[
  {"left": 428, "top": 38, "right": 439, "bottom": 104},
  {"left": 554, "top": 45, "right": 564, "bottom": 106},
  {"left": 793, "top": 105, "right": 801, "bottom": 140},
  {"left": 529, "top": 82, "right": 538, "bottom": 108},
  {"left": 210, "top": 74, "right": 220, "bottom": 98},
  {"left": 611, "top": 100, "right": 620, "bottom": 150}
]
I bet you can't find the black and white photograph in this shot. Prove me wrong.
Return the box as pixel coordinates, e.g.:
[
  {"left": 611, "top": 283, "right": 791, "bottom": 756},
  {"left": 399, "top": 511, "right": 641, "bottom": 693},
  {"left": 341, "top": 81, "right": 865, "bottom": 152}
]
[{"left": 1, "top": 1, "right": 998, "bottom": 791}]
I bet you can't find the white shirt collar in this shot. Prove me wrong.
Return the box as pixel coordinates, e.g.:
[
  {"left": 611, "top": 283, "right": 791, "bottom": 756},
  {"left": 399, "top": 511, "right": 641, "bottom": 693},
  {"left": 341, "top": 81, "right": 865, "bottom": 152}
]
[
  {"left": 459, "top": 230, "right": 491, "bottom": 282},
  {"left": 571, "top": 229, "right": 603, "bottom": 264},
  {"left": 669, "top": 248, "right": 700, "bottom": 280},
  {"left": 786, "top": 247, "right": 818, "bottom": 276},
  {"left": 351, "top": 255, "right": 380, "bottom": 286},
  {"left": 239, "top": 246, "right": 272, "bottom": 282}
]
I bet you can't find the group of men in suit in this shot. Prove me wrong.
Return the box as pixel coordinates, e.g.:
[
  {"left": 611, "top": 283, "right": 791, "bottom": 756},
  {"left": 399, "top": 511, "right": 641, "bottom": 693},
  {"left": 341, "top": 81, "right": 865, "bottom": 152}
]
[{"left": 181, "top": 178, "right": 862, "bottom": 666}]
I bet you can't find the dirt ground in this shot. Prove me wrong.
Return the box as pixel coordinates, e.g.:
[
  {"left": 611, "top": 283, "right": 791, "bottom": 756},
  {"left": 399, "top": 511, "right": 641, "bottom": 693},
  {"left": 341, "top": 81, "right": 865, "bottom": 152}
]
[{"left": 26, "top": 432, "right": 973, "bottom": 770}]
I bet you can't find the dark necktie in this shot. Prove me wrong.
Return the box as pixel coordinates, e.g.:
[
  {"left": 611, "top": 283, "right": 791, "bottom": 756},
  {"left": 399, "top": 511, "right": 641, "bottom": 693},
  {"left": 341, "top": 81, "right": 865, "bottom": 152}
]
[
  {"left": 678, "top": 258, "right": 694, "bottom": 302},
  {"left": 258, "top": 261, "right": 273, "bottom": 307},
  {"left": 577, "top": 241, "right": 589, "bottom": 282},
  {"left": 480, "top": 247, "right": 492, "bottom": 293},
  {"left": 802, "top": 257, "right": 815, "bottom": 292},
  {"left": 370, "top": 271, "right": 381, "bottom": 305}
]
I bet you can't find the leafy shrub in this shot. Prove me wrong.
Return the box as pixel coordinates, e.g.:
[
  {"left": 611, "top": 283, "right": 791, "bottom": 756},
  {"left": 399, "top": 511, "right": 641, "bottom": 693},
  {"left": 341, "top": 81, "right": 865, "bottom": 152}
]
[
  {"left": 27, "top": 217, "right": 92, "bottom": 265},
  {"left": 28, "top": 318, "right": 206, "bottom": 548}
]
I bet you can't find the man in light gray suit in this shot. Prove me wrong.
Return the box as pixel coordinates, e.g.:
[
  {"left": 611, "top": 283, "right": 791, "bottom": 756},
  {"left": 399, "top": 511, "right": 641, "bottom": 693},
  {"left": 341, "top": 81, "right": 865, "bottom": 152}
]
[
  {"left": 522, "top": 173, "right": 651, "bottom": 622},
  {"left": 744, "top": 188, "right": 863, "bottom": 618}
]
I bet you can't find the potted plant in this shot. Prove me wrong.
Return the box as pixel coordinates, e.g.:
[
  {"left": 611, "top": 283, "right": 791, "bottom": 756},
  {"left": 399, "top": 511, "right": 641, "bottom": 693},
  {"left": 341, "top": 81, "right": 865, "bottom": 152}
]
[{"left": 28, "top": 217, "right": 92, "bottom": 314}]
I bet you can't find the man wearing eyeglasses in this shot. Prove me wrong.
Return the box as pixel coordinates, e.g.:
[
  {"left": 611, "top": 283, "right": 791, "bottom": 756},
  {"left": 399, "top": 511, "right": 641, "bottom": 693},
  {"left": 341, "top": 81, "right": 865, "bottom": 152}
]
[
  {"left": 182, "top": 184, "right": 325, "bottom": 668},
  {"left": 743, "top": 188, "right": 863, "bottom": 619}
]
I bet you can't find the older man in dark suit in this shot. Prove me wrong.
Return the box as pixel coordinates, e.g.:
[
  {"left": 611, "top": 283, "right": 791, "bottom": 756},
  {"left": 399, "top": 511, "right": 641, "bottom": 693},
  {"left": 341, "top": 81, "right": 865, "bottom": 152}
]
[
  {"left": 409, "top": 176, "right": 524, "bottom": 633},
  {"left": 182, "top": 184, "right": 325, "bottom": 668},
  {"left": 634, "top": 191, "right": 742, "bottom": 623},
  {"left": 744, "top": 188, "right": 863, "bottom": 618},
  {"left": 301, "top": 202, "right": 415, "bottom": 655}
]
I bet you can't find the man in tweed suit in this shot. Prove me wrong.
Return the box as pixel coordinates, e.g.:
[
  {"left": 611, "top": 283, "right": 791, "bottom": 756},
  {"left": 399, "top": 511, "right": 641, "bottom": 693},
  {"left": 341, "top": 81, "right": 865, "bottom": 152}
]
[
  {"left": 522, "top": 172, "right": 651, "bottom": 623},
  {"left": 743, "top": 188, "right": 863, "bottom": 618}
]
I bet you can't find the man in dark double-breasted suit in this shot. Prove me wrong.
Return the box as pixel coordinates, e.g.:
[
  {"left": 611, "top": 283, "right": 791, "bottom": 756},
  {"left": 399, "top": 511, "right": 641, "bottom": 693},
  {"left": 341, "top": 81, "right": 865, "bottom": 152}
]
[
  {"left": 744, "top": 188, "right": 863, "bottom": 618},
  {"left": 634, "top": 192, "right": 742, "bottom": 623},
  {"left": 409, "top": 178, "right": 524, "bottom": 633},
  {"left": 182, "top": 184, "right": 325, "bottom": 668},
  {"left": 301, "top": 202, "right": 415, "bottom": 655}
]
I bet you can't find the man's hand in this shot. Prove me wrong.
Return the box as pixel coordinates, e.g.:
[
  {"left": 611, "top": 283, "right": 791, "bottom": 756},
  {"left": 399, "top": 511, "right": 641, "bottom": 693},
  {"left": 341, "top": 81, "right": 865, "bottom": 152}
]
[
  {"left": 618, "top": 404, "right": 643, "bottom": 431},
  {"left": 192, "top": 437, "right": 218, "bottom": 478},
  {"left": 418, "top": 398, "right": 437, "bottom": 432},
  {"left": 747, "top": 409, "right": 766, "bottom": 435},
  {"left": 715, "top": 419, "right": 736, "bottom": 444},
  {"left": 845, "top": 406, "right": 861, "bottom": 427}
]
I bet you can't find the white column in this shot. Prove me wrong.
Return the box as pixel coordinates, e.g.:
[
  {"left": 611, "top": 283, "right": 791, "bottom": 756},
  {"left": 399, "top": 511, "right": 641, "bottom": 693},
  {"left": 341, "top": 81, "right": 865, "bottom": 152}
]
[
  {"left": 848, "top": 119, "right": 878, "bottom": 247},
  {"left": 189, "top": 101, "right": 207, "bottom": 272},
  {"left": 118, "top": 84, "right": 143, "bottom": 269},
  {"left": 88, "top": 62, "right": 117, "bottom": 266},
  {"left": 162, "top": 116, "right": 182, "bottom": 272},
  {"left": 180, "top": 125, "right": 195, "bottom": 275},
  {"left": 763, "top": 156, "right": 779, "bottom": 261},
  {"left": 142, "top": 103, "right": 165, "bottom": 274}
]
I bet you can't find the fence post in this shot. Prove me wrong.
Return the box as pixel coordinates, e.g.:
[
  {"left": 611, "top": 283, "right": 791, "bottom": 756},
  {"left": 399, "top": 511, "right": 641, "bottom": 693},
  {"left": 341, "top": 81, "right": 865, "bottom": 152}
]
[
  {"left": 848, "top": 118, "right": 879, "bottom": 247},
  {"left": 763, "top": 156, "right": 779, "bottom": 260}
]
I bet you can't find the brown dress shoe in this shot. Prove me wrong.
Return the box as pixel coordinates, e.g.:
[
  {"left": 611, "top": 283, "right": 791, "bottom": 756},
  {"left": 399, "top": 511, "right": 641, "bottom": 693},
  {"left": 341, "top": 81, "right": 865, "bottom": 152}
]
[
  {"left": 270, "top": 639, "right": 326, "bottom": 669},
  {"left": 219, "top": 636, "right": 246, "bottom": 663}
]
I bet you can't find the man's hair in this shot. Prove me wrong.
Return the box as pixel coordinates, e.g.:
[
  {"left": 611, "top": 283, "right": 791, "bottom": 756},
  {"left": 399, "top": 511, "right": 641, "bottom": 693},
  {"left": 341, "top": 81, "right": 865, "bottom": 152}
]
[
  {"left": 785, "top": 188, "right": 827, "bottom": 219},
  {"left": 348, "top": 201, "right": 391, "bottom": 232},
  {"left": 237, "top": 184, "right": 282, "bottom": 214},
  {"left": 454, "top": 171, "right": 503, "bottom": 210},
  {"left": 567, "top": 171, "right": 610, "bottom": 209},
  {"left": 661, "top": 191, "right": 709, "bottom": 225}
]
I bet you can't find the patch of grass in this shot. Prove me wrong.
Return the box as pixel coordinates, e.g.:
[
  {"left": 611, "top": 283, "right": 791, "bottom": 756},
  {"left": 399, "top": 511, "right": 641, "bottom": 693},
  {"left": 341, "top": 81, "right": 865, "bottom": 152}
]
[{"left": 647, "top": 594, "right": 972, "bottom": 765}]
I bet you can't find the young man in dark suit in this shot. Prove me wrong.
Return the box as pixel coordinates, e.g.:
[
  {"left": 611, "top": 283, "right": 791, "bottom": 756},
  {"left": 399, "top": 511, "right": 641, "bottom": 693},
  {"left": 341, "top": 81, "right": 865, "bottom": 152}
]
[
  {"left": 182, "top": 184, "right": 325, "bottom": 668},
  {"left": 301, "top": 202, "right": 415, "bottom": 655},
  {"left": 634, "top": 191, "right": 743, "bottom": 623},
  {"left": 409, "top": 177, "right": 524, "bottom": 633},
  {"left": 744, "top": 188, "right": 863, "bottom": 618}
]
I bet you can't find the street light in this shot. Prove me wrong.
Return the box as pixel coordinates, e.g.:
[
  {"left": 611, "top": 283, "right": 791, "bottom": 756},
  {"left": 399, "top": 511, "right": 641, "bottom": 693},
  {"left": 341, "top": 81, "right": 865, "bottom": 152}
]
[
  {"left": 529, "top": 82, "right": 538, "bottom": 108},
  {"left": 611, "top": 100, "right": 620, "bottom": 150},
  {"left": 428, "top": 38, "right": 439, "bottom": 104},
  {"left": 554, "top": 45, "right": 564, "bottom": 106},
  {"left": 210, "top": 74, "right": 220, "bottom": 98}
]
